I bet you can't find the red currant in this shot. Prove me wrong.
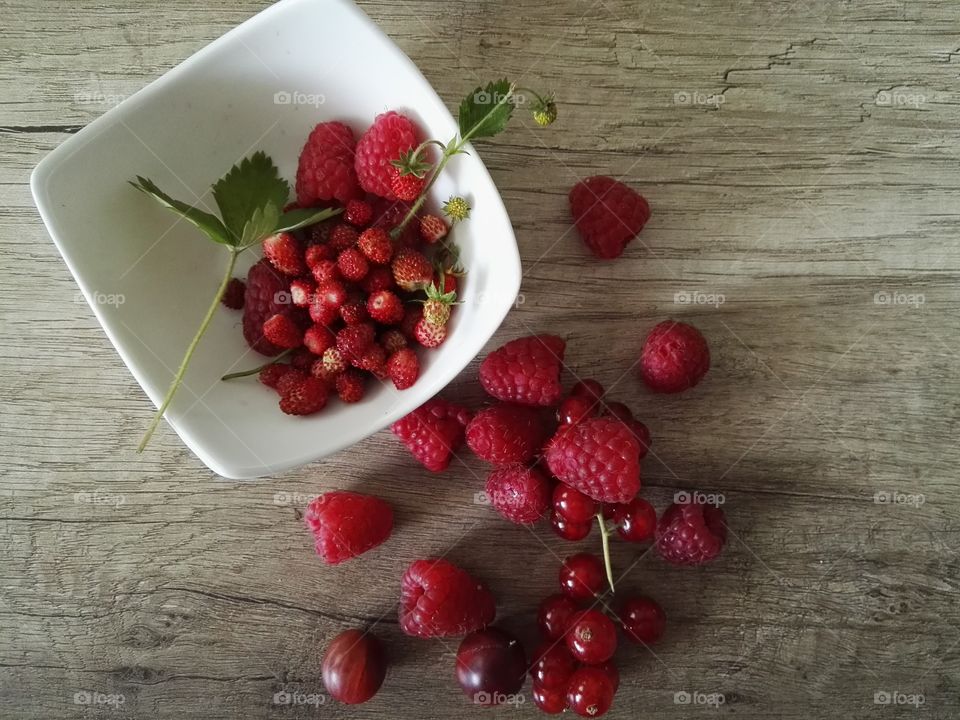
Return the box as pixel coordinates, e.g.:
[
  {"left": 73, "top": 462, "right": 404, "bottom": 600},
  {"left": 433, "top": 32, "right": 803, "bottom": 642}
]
[
  {"left": 618, "top": 596, "right": 666, "bottom": 644},
  {"left": 559, "top": 553, "right": 604, "bottom": 600},
  {"left": 631, "top": 420, "right": 651, "bottom": 458},
  {"left": 566, "top": 666, "right": 615, "bottom": 717},
  {"left": 594, "top": 660, "right": 620, "bottom": 693},
  {"left": 558, "top": 395, "right": 596, "bottom": 425},
  {"left": 571, "top": 378, "right": 604, "bottom": 402},
  {"left": 533, "top": 683, "right": 567, "bottom": 714},
  {"left": 612, "top": 497, "right": 656, "bottom": 542},
  {"left": 551, "top": 511, "right": 593, "bottom": 541},
  {"left": 538, "top": 593, "right": 580, "bottom": 640},
  {"left": 603, "top": 401, "right": 633, "bottom": 423},
  {"left": 529, "top": 641, "right": 577, "bottom": 690},
  {"left": 553, "top": 484, "right": 598, "bottom": 524},
  {"left": 566, "top": 609, "right": 617, "bottom": 664}
]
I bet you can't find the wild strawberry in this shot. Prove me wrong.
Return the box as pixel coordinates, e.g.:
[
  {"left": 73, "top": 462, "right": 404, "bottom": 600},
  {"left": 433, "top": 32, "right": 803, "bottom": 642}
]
[
  {"left": 289, "top": 278, "right": 315, "bottom": 307},
  {"left": 278, "top": 375, "right": 328, "bottom": 415},
  {"left": 321, "top": 346, "right": 347, "bottom": 375},
  {"left": 310, "top": 258, "right": 340, "bottom": 285},
  {"left": 308, "top": 298, "right": 339, "bottom": 326},
  {"left": 305, "top": 243, "right": 331, "bottom": 269},
  {"left": 360, "top": 266, "right": 394, "bottom": 293},
  {"left": 353, "top": 344, "right": 386, "bottom": 376},
  {"left": 380, "top": 329, "right": 408, "bottom": 355},
  {"left": 422, "top": 283, "right": 456, "bottom": 327},
  {"left": 400, "top": 305, "right": 423, "bottom": 339},
  {"left": 276, "top": 367, "right": 307, "bottom": 395},
  {"left": 336, "top": 369, "right": 366, "bottom": 403},
  {"left": 355, "top": 111, "right": 420, "bottom": 199},
  {"left": 328, "top": 223, "right": 358, "bottom": 252},
  {"left": 390, "top": 172, "right": 425, "bottom": 202},
  {"left": 344, "top": 199, "right": 373, "bottom": 227},
  {"left": 418, "top": 214, "right": 448, "bottom": 244},
  {"left": 339, "top": 299, "right": 369, "bottom": 325},
  {"left": 386, "top": 348, "right": 419, "bottom": 390},
  {"left": 414, "top": 318, "right": 446, "bottom": 348},
  {"left": 392, "top": 247, "right": 432, "bottom": 291},
  {"left": 262, "top": 232, "right": 305, "bottom": 276},
  {"left": 295, "top": 120, "right": 360, "bottom": 206},
  {"left": 437, "top": 270, "right": 457, "bottom": 295},
  {"left": 367, "top": 290, "right": 404, "bottom": 325},
  {"left": 337, "top": 247, "right": 369, "bottom": 282},
  {"left": 262, "top": 313, "right": 303, "bottom": 349},
  {"left": 289, "top": 348, "right": 316, "bottom": 371},
  {"left": 242, "top": 259, "right": 290, "bottom": 355},
  {"left": 357, "top": 227, "right": 393, "bottom": 265},
  {"left": 259, "top": 363, "right": 290, "bottom": 390},
  {"left": 315, "top": 280, "right": 348, "bottom": 310},
  {"left": 336, "top": 324, "right": 375, "bottom": 362},
  {"left": 221, "top": 278, "right": 245, "bottom": 309},
  {"left": 303, "top": 324, "right": 335, "bottom": 356}
]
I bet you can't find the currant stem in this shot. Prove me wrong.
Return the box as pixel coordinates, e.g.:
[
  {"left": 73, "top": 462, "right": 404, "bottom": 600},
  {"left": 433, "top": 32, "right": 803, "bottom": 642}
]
[
  {"left": 221, "top": 348, "right": 294, "bottom": 381},
  {"left": 137, "top": 248, "right": 240, "bottom": 453},
  {"left": 597, "top": 512, "right": 616, "bottom": 595}
]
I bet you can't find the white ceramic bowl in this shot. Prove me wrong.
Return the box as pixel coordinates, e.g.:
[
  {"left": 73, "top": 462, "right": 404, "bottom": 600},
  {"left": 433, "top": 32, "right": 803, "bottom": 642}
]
[{"left": 31, "top": 0, "right": 520, "bottom": 479}]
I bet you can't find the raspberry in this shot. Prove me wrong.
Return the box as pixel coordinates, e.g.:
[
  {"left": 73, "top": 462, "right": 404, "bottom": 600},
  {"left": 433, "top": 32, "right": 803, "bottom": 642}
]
[
  {"left": 336, "top": 324, "right": 375, "bottom": 363},
  {"left": 278, "top": 375, "right": 328, "bottom": 415},
  {"left": 357, "top": 227, "right": 393, "bottom": 265},
  {"left": 386, "top": 348, "right": 419, "bottom": 390},
  {"left": 305, "top": 243, "right": 332, "bottom": 269},
  {"left": 303, "top": 324, "right": 335, "bottom": 356},
  {"left": 484, "top": 465, "right": 551, "bottom": 525},
  {"left": 339, "top": 299, "right": 369, "bottom": 325},
  {"left": 262, "top": 231, "right": 306, "bottom": 276},
  {"left": 355, "top": 111, "right": 419, "bottom": 199},
  {"left": 221, "top": 278, "right": 245, "bottom": 309},
  {"left": 655, "top": 499, "right": 727, "bottom": 565},
  {"left": 391, "top": 247, "right": 432, "bottom": 291},
  {"left": 329, "top": 223, "right": 359, "bottom": 252},
  {"left": 398, "top": 559, "right": 496, "bottom": 638},
  {"left": 337, "top": 247, "right": 369, "bottom": 282},
  {"left": 414, "top": 317, "right": 446, "bottom": 348},
  {"left": 259, "top": 363, "right": 290, "bottom": 389},
  {"left": 344, "top": 199, "right": 373, "bottom": 227},
  {"left": 242, "top": 260, "right": 292, "bottom": 355},
  {"left": 390, "top": 172, "right": 425, "bottom": 202},
  {"left": 478, "top": 335, "right": 566, "bottom": 406},
  {"left": 391, "top": 398, "right": 472, "bottom": 472},
  {"left": 466, "top": 404, "right": 546, "bottom": 464},
  {"left": 544, "top": 417, "right": 641, "bottom": 503},
  {"left": 296, "top": 121, "right": 360, "bottom": 206},
  {"left": 380, "top": 329, "right": 408, "bottom": 355},
  {"left": 289, "top": 278, "right": 315, "bottom": 307},
  {"left": 418, "top": 214, "right": 448, "bottom": 244},
  {"left": 304, "top": 491, "right": 393, "bottom": 564},
  {"left": 569, "top": 175, "right": 650, "bottom": 259},
  {"left": 360, "top": 266, "right": 395, "bottom": 293},
  {"left": 311, "top": 258, "right": 341, "bottom": 285},
  {"left": 640, "top": 320, "right": 710, "bottom": 393},
  {"left": 335, "top": 369, "right": 366, "bottom": 402},
  {"left": 262, "top": 313, "right": 304, "bottom": 349},
  {"left": 367, "top": 290, "right": 404, "bottom": 325}
]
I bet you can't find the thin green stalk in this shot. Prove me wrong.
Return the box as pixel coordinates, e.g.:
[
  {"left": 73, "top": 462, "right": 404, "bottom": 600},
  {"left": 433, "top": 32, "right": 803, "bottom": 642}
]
[
  {"left": 137, "top": 248, "right": 239, "bottom": 452},
  {"left": 221, "top": 349, "right": 293, "bottom": 381},
  {"left": 597, "top": 512, "right": 616, "bottom": 594}
]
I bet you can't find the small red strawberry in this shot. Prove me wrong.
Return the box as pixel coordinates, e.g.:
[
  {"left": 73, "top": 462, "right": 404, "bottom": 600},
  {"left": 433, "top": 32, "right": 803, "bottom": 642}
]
[
  {"left": 339, "top": 299, "right": 369, "bottom": 325},
  {"left": 400, "top": 305, "right": 423, "bottom": 339},
  {"left": 315, "top": 280, "right": 348, "bottom": 310},
  {"left": 262, "top": 232, "right": 306, "bottom": 276},
  {"left": 344, "top": 199, "right": 373, "bottom": 227},
  {"left": 353, "top": 344, "right": 386, "bottom": 375},
  {"left": 321, "top": 346, "right": 347, "bottom": 375},
  {"left": 308, "top": 298, "right": 339, "bottom": 326},
  {"left": 304, "top": 491, "right": 393, "bottom": 564},
  {"left": 466, "top": 404, "right": 547, "bottom": 464},
  {"left": 390, "top": 172, "right": 425, "bottom": 202},
  {"left": 392, "top": 247, "right": 433, "bottom": 291},
  {"left": 360, "top": 266, "right": 395, "bottom": 293},
  {"left": 422, "top": 283, "right": 456, "bottom": 327},
  {"left": 569, "top": 175, "right": 650, "bottom": 259},
  {"left": 276, "top": 368, "right": 308, "bottom": 396},
  {"left": 303, "top": 324, "right": 335, "bottom": 356},
  {"left": 544, "top": 417, "right": 642, "bottom": 503},
  {"left": 485, "top": 464, "right": 551, "bottom": 525},
  {"left": 380, "top": 329, "right": 408, "bottom": 355},
  {"left": 367, "top": 290, "right": 404, "bottom": 325},
  {"left": 221, "top": 278, "right": 245, "bottom": 309},
  {"left": 337, "top": 247, "right": 369, "bottom": 282},
  {"left": 357, "top": 227, "right": 394, "bottom": 265},
  {"left": 391, "top": 398, "right": 472, "bottom": 472},
  {"left": 336, "top": 323, "right": 376, "bottom": 363},
  {"left": 278, "top": 375, "right": 328, "bottom": 415},
  {"left": 310, "top": 258, "right": 340, "bottom": 285},
  {"left": 386, "top": 348, "right": 419, "bottom": 390},
  {"left": 305, "top": 243, "right": 332, "bottom": 269},
  {"left": 418, "top": 214, "right": 448, "bottom": 244},
  {"left": 328, "top": 223, "right": 359, "bottom": 252},
  {"left": 262, "top": 313, "right": 303, "bottom": 349},
  {"left": 479, "top": 335, "right": 566, "bottom": 406},
  {"left": 335, "top": 369, "right": 366, "bottom": 403},
  {"left": 259, "top": 363, "right": 290, "bottom": 389},
  {"left": 399, "top": 559, "right": 496, "bottom": 637},
  {"left": 289, "top": 278, "right": 315, "bottom": 307},
  {"left": 414, "top": 317, "right": 446, "bottom": 348}
]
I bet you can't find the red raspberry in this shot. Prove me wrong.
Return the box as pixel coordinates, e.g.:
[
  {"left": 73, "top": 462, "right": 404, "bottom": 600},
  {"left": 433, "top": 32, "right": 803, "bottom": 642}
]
[
  {"left": 344, "top": 199, "right": 373, "bottom": 227},
  {"left": 305, "top": 243, "right": 332, "bottom": 269},
  {"left": 310, "top": 258, "right": 341, "bottom": 285},
  {"left": 336, "top": 324, "right": 375, "bottom": 363},
  {"left": 418, "top": 214, "right": 448, "bottom": 244},
  {"left": 391, "top": 247, "right": 433, "bottom": 291},
  {"left": 611, "top": 497, "right": 656, "bottom": 542},
  {"left": 335, "top": 369, "right": 366, "bottom": 402},
  {"left": 278, "top": 375, "right": 328, "bottom": 415},
  {"left": 262, "top": 313, "right": 304, "bottom": 349},
  {"left": 221, "top": 277, "right": 245, "bottom": 309},
  {"left": 414, "top": 317, "right": 446, "bottom": 348},
  {"left": 618, "top": 596, "right": 666, "bottom": 644},
  {"left": 465, "top": 404, "right": 546, "bottom": 464},
  {"left": 304, "top": 491, "right": 393, "bottom": 564},
  {"left": 303, "top": 324, "right": 335, "bottom": 356},
  {"left": 242, "top": 260, "right": 292, "bottom": 355},
  {"left": 484, "top": 465, "right": 550, "bottom": 525},
  {"left": 398, "top": 559, "right": 496, "bottom": 638},
  {"left": 357, "top": 227, "right": 393, "bottom": 265},
  {"left": 360, "top": 266, "right": 395, "bottom": 293},
  {"left": 328, "top": 223, "right": 358, "bottom": 252},
  {"left": 355, "top": 111, "right": 419, "bottom": 199},
  {"left": 339, "top": 299, "right": 369, "bottom": 325},
  {"left": 380, "top": 329, "right": 408, "bottom": 355},
  {"left": 655, "top": 499, "right": 727, "bottom": 565},
  {"left": 390, "top": 172, "right": 425, "bottom": 202},
  {"left": 544, "top": 417, "right": 641, "bottom": 503},
  {"left": 640, "top": 320, "right": 710, "bottom": 393},
  {"left": 296, "top": 121, "right": 360, "bottom": 206},
  {"left": 258, "top": 363, "right": 290, "bottom": 390},
  {"left": 569, "top": 175, "right": 650, "bottom": 259},
  {"left": 367, "top": 290, "right": 404, "bottom": 325},
  {"left": 478, "top": 335, "right": 566, "bottom": 407},
  {"left": 262, "top": 231, "right": 306, "bottom": 276},
  {"left": 289, "top": 278, "right": 315, "bottom": 307},
  {"left": 386, "top": 347, "right": 419, "bottom": 389},
  {"left": 337, "top": 247, "right": 369, "bottom": 282},
  {"left": 391, "top": 398, "right": 472, "bottom": 472}
]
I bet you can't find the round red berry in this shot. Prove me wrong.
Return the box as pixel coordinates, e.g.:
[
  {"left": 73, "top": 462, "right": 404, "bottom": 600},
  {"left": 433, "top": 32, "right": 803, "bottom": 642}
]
[
  {"left": 566, "top": 609, "right": 617, "bottom": 664},
  {"left": 559, "top": 553, "right": 605, "bottom": 601},
  {"left": 529, "top": 641, "right": 577, "bottom": 690},
  {"left": 618, "top": 596, "right": 665, "bottom": 644},
  {"left": 344, "top": 199, "right": 373, "bottom": 227},
  {"left": 553, "top": 484, "right": 598, "bottom": 525},
  {"left": 358, "top": 227, "right": 393, "bottom": 265},
  {"left": 640, "top": 320, "right": 710, "bottom": 393},
  {"left": 329, "top": 223, "right": 358, "bottom": 252},
  {"left": 367, "top": 290, "right": 404, "bottom": 325},
  {"left": 558, "top": 395, "right": 596, "bottom": 425},
  {"left": 551, "top": 511, "right": 593, "bottom": 541},
  {"left": 603, "top": 401, "right": 633, "bottom": 423},
  {"left": 337, "top": 247, "right": 369, "bottom": 282},
  {"left": 532, "top": 683, "right": 567, "bottom": 714},
  {"left": 537, "top": 593, "right": 580, "bottom": 641},
  {"left": 565, "top": 666, "right": 615, "bottom": 718},
  {"left": 571, "top": 378, "right": 604, "bottom": 402},
  {"left": 612, "top": 497, "right": 656, "bottom": 542}
]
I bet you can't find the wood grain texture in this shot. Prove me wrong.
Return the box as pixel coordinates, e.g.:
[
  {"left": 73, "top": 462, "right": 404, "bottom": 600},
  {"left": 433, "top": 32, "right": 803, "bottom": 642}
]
[{"left": 2, "top": 0, "right": 960, "bottom": 717}]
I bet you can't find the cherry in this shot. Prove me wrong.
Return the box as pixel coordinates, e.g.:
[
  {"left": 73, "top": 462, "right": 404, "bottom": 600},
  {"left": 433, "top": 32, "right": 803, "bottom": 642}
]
[
  {"left": 571, "top": 379, "right": 605, "bottom": 402},
  {"left": 551, "top": 511, "right": 593, "bottom": 541},
  {"left": 455, "top": 627, "right": 526, "bottom": 704},
  {"left": 558, "top": 395, "right": 595, "bottom": 425},
  {"left": 538, "top": 593, "right": 580, "bottom": 641},
  {"left": 594, "top": 660, "right": 620, "bottom": 693},
  {"left": 321, "top": 629, "right": 386, "bottom": 705},
  {"left": 566, "top": 666, "right": 615, "bottom": 717},
  {"left": 612, "top": 497, "right": 656, "bottom": 542},
  {"left": 560, "top": 553, "right": 605, "bottom": 600},
  {"left": 530, "top": 641, "right": 577, "bottom": 690},
  {"left": 603, "top": 401, "right": 633, "bottom": 423},
  {"left": 618, "top": 596, "right": 666, "bottom": 645},
  {"left": 631, "top": 420, "right": 651, "bottom": 458},
  {"left": 566, "top": 609, "right": 617, "bottom": 664},
  {"left": 553, "top": 484, "right": 598, "bottom": 524},
  {"left": 532, "top": 682, "right": 568, "bottom": 714}
]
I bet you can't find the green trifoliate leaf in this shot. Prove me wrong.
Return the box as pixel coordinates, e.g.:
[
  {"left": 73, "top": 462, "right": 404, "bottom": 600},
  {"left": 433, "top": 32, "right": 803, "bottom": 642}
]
[
  {"left": 273, "top": 206, "right": 343, "bottom": 234},
  {"left": 129, "top": 177, "right": 231, "bottom": 245},
  {"left": 211, "top": 151, "right": 289, "bottom": 244},
  {"left": 240, "top": 203, "right": 280, "bottom": 247},
  {"left": 458, "top": 79, "right": 515, "bottom": 140}
]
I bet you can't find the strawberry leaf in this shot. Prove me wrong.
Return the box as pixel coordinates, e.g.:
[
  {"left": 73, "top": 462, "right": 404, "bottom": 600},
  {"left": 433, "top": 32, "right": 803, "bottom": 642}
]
[
  {"left": 129, "top": 177, "right": 231, "bottom": 245},
  {"left": 240, "top": 203, "right": 280, "bottom": 247},
  {"left": 211, "top": 151, "right": 289, "bottom": 244},
  {"left": 458, "top": 79, "right": 514, "bottom": 140},
  {"left": 274, "top": 206, "right": 343, "bottom": 234}
]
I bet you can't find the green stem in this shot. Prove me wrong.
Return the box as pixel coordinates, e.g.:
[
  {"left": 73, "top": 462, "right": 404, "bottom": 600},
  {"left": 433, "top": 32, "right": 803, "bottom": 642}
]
[
  {"left": 137, "top": 248, "right": 239, "bottom": 452},
  {"left": 221, "top": 348, "right": 294, "bottom": 381},
  {"left": 597, "top": 512, "right": 616, "bottom": 594}
]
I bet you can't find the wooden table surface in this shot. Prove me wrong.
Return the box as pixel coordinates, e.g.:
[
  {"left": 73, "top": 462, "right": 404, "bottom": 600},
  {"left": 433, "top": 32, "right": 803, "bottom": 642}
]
[{"left": 3, "top": 0, "right": 960, "bottom": 718}]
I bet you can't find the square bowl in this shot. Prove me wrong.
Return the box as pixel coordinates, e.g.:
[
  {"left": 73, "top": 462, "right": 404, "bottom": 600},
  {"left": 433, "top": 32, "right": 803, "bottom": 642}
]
[{"left": 31, "top": 0, "right": 520, "bottom": 479}]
